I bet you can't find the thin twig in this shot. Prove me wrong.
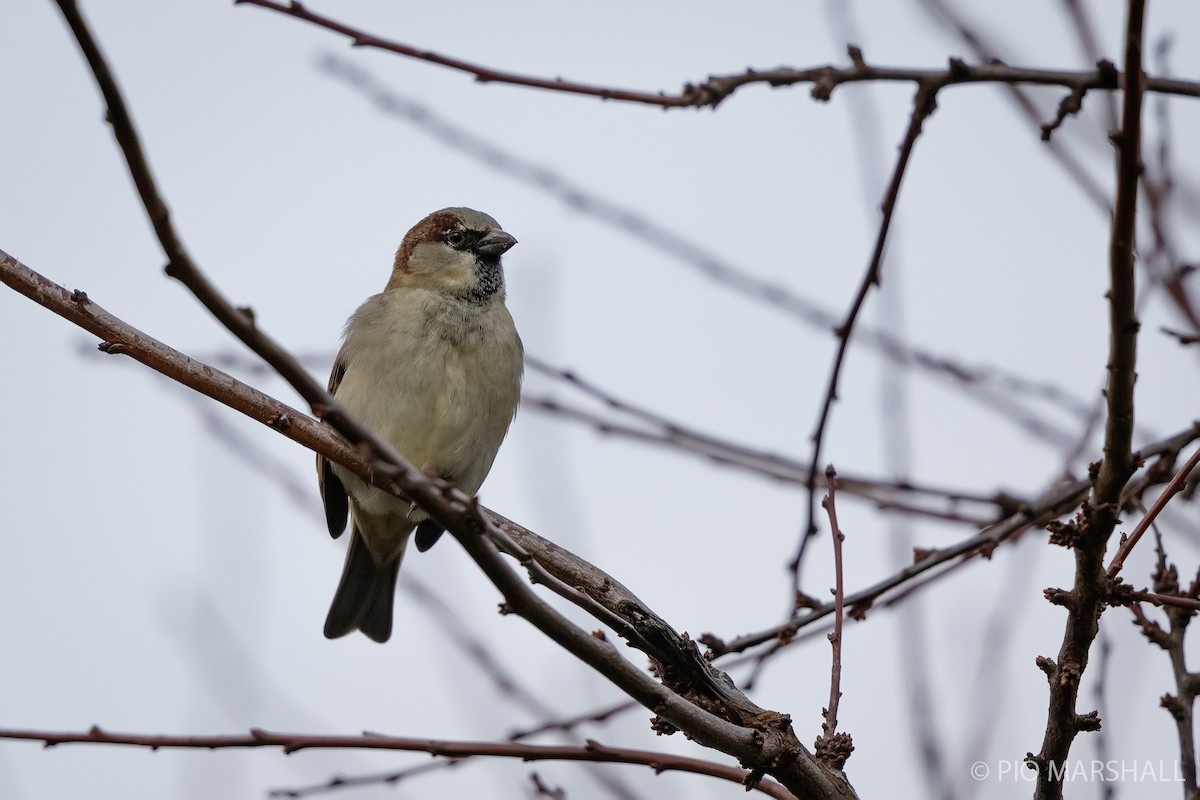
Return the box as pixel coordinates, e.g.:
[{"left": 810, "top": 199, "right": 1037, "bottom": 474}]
[
  {"left": 813, "top": 467, "right": 853, "bottom": 770},
  {"left": 1107, "top": 446, "right": 1200, "bottom": 578},
  {"left": 508, "top": 701, "right": 639, "bottom": 742},
  {"left": 793, "top": 78, "right": 940, "bottom": 592}
]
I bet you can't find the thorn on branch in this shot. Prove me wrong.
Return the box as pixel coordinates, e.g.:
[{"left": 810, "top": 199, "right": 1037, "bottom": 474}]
[{"left": 846, "top": 44, "right": 865, "bottom": 69}]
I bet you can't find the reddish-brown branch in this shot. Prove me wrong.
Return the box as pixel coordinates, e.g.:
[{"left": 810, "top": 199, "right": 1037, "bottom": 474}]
[
  {"left": 1107, "top": 446, "right": 1200, "bottom": 578},
  {"left": 1032, "top": 3, "right": 1146, "bottom": 798},
  {"left": 793, "top": 79, "right": 940, "bottom": 588},
  {"left": 1130, "top": 591, "right": 1200, "bottom": 612},
  {"left": 814, "top": 467, "right": 853, "bottom": 770},
  {"left": 0, "top": 727, "right": 794, "bottom": 799},
  {"left": 237, "top": 0, "right": 1200, "bottom": 107}
]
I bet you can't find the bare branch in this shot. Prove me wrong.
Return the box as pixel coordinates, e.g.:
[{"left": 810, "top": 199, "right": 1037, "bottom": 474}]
[
  {"left": 0, "top": 727, "right": 795, "bottom": 800},
  {"left": 814, "top": 467, "right": 853, "bottom": 771},
  {"left": 38, "top": 8, "right": 869, "bottom": 791},
  {"left": 1032, "top": 3, "right": 1146, "bottom": 797},
  {"left": 703, "top": 422, "right": 1200, "bottom": 659},
  {"left": 237, "top": 0, "right": 1200, "bottom": 107},
  {"left": 794, "top": 77, "right": 941, "bottom": 590},
  {"left": 320, "top": 54, "right": 1112, "bottom": 445},
  {"left": 1107, "top": 446, "right": 1200, "bottom": 578},
  {"left": 1129, "top": 534, "right": 1200, "bottom": 796},
  {"left": 0, "top": 249, "right": 854, "bottom": 799}
]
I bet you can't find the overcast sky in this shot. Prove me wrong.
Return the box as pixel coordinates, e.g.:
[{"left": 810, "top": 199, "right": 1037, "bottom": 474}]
[{"left": 3, "top": 2, "right": 1200, "bottom": 799}]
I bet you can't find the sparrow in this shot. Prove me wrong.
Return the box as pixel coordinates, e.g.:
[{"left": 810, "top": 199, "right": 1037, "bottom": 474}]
[{"left": 317, "top": 207, "right": 523, "bottom": 643}]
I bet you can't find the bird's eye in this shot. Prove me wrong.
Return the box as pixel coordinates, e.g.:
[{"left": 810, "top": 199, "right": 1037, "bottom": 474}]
[{"left": 445, "top": 229, "right": 467, "bottom": 248}]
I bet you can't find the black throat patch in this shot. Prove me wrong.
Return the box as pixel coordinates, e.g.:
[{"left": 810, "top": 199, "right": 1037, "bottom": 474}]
[{"left": 463, "top": 258, "right": 504, "bottom": 306}]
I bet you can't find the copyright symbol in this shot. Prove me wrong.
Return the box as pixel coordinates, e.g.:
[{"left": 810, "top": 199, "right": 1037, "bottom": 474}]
[{"left": 971, "top": 761, "right": 990, "bottom": 781}]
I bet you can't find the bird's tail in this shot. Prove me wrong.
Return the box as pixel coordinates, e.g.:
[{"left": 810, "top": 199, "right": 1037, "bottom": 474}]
[{"left": 324, "top": 527, "right": 402, "bottom": 643}]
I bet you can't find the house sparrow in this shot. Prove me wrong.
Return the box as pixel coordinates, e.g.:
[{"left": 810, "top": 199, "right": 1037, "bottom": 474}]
[{"left": 317, "top": 207, "right": 523, "bottom": 643}]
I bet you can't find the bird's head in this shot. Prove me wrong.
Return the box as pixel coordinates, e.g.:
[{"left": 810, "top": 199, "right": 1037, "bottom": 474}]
[{"left": 387, "top": 207, "right": 517, "bottom": 304}]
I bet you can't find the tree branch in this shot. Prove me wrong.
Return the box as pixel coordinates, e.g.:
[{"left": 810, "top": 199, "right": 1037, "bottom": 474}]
[
  {"left": 1032, "top": 3, "right": 1146, "bottom": 797},
  {"left": 0, "top": 726, "right": 795, "bottom": 799},
  {"left": 41, "top": 5, "right": 868, "bottom": 793},
  {"left": 814, "top": 467, "right": 853, "bottom": 770},
  {"left": 237, "top": 0, "right": 1200, "bottom": 107},
  {"left": 794, "top": 75, "right": 940, "bottom": 590},
  {"left": 703, "top": 421, "right": 1200, "bottom": 659},
  {"left": 1107, "top": 445, "right": 1200, "bottom": 578},
  {"left": 0, "top": 247, "right": 855, "bottom": 799}
]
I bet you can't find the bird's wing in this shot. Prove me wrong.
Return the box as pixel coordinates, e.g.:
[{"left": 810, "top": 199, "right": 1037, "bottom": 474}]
[{"left": 317, "top": 346, "right": 350, "bottom": 539}]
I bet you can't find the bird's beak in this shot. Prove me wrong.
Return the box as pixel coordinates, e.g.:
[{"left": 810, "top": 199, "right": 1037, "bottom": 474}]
[{"left": 474, "top": 230, "right": 517, "bottom": 258}]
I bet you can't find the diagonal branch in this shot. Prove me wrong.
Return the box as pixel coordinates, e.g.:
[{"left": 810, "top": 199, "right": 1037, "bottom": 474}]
[
  {"left": 793, "top": 76, "right": 940, "bottom": 594},
  {"left": 1107, "top": 445, "right": 1200, "bottom": 578},
  {"left": 0, "top": 249, "right": 853, "bottom": 799}
]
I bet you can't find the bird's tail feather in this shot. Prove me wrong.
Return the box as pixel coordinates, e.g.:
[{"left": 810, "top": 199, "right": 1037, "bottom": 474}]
[{"left": 324, "top": 528, "right": 401, "bottom": 643}]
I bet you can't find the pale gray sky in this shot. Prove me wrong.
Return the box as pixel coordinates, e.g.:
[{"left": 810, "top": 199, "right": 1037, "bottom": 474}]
[{"left": 3, "top": 2, "right": 1200, "bottom": 798}]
